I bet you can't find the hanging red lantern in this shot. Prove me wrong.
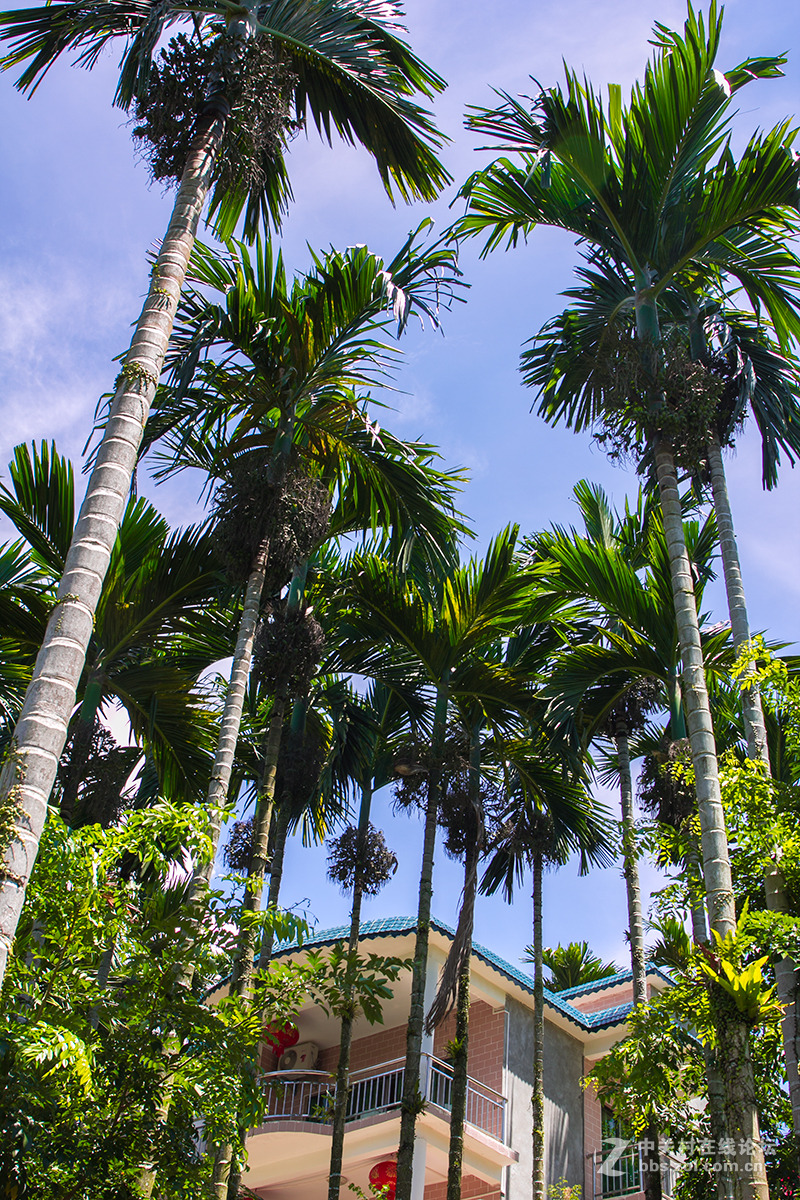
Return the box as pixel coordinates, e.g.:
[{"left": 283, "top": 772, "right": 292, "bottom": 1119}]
[
  {"left": 263, "top": 1021, "right": 299, "bottom": 1053},
  {"left": 368, "top": 1160, "right": 397, "bottom": 1198}
]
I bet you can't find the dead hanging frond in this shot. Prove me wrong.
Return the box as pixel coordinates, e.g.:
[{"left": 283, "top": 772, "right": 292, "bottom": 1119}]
[
  {"left": 132, "top": 32, "right": 297, "bottom": 193},
  {"left": 253, "top": 607, "right": 326, "bottom": 696},
  {"left": 326, "top": 822, "right": 398, "bottom": 896},
  {"left": 425, "top": 815, "right": 485, "bottom": 1033},
  {"left": 638, "top": 738, "right": 695, "bottom": 828}
]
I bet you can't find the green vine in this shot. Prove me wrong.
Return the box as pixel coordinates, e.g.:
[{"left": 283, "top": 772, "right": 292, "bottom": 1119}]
[
  {"left": 0, "top": 740, "right": 25, "bottom": 866},
  {"left": 115, "top": 361, "right": 159, "bottom": 393}
]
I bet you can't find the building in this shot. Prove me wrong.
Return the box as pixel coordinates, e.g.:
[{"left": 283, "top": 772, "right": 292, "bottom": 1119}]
[{"left": 241, "top": 916, "right": 674, "bottom": 1200}]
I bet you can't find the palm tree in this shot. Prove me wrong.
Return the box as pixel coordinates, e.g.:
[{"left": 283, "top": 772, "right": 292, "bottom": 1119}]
[
  {"left": 456, "top": 7, "right": 799, "bottom": 965},
  {"left": 530, "top": 289, "right": 800, "bottom": 1149},
  {"left": 0, "top": 0, "right": 451, "bottom": 983},
  {"left": 343, "top": 530, "right": 566, "bottom": 1200},
  {"left": 482, "top": 747, "right": 612, "bottom": 1200},
  {"left": 132, "top": 230, "right": 464, "bottom": 919},
  {"left": 325, "top": 680, "right": 414, "bottom": 1200},
  {"left": 456, "top": 17, "right": 800, "bottom": 1182},
  {"left": 535, "top": 482, "right": 739, "bottom": 1193},
  {"left": 532, "top": 941, "right": 619, "bottom": 991},
  {"left": 0, "top": 441, "right": 221, "bottom": 816}
]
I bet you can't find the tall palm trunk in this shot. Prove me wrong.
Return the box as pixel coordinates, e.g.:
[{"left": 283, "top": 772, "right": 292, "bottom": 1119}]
[
  {"left": 654, "top": 434, "right": 767, "bottom": 1200},
  {"left": 687, "top": 845, "right": 735, "bottom": 1200},
  {"left": 444, "top": 725, "right": 483, "bottom": 1200},
  {"left": 213, "top": 563, "right": 312, "bottom": 1196},
  {"left": 707, "top": 436, "right": 800, "bottom": 1154},
  {"left": 532, "top": 851, "right": 545, "bottom": 1200},
  {"left": 0, "top": 101, "right": 229, "bottom": 984},
  {"left": 447, "top": 950, "right": 472, "bottom": 1200},
  {"left": 638, "top": 291, "right": 766, "bottom": 1200},
  {"left": 258, "top": 802, "right": 291, "bottom": 971},
  {"left": 328, "top": 779, "right": 373, "bottom": 1200},
  {"left": 395, "top": 679, "right": 449, "bottom": 1200},
  {"left": 616, "top": 719, "right": 661, "bottom": 1200},
  {"left": 211, "top": 681, "right": 288, "bottom": 1197},
  {"left": 706, "top": 437, "right": 769, "bottom": 764}
]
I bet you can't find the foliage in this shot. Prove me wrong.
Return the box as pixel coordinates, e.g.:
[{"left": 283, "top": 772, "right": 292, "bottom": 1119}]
[
  {"left": 0, "top": 810, "right": 325, "bottom": 1197},
  {"left": 530, "top": 941, "right": 620, "bottom": 991},
  {"left": 548, "top": 1178, "right": 582, "bottom": 1200}
]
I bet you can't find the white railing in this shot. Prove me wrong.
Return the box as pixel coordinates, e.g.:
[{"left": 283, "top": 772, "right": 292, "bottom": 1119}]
[
  {"left": 426, "top": 1055, "right": 506, "bottom": 1142},
  {"left": 260, "top": 1053, "right": 506, "bottom": 1143},
  {"left": 347, "top": 1057, "right": 405, "bottom": 1118},
  {"left": 261, "top": 1071, "right": 334, "bottom": 1123}
]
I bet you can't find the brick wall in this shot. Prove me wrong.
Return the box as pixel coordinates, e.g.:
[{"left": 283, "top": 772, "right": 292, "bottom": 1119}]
[
  {"left": 424, "top": 1174, "right": 502, "bottom": 1200},
  {"left": 431, "top": 999, "right": 504, "bottom": 1092},
  {"left": 314, "top": 1023, "right": 409, "bottom": 1076},
  {"left": 569, "top": 986, "right": 636, "bottom": 1016},
  {"left": 583, "top": 1057, "right": 603, "bottom": 1200}
]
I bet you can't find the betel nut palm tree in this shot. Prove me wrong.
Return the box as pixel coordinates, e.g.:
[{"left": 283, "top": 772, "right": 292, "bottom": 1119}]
[
  {"left": 530, "top": 284, "right": 800, "bottom": 1148},
  {"left": 0, "top": 0, "right": 451, "bottom": 984},
  {"left": 482, "top": 733, "right": 612, "bottom": 1200},
  {"left": 533, "top": 484, "right": 739, "bottom": 1192},
  {"left": 0, "top": 441, "right": 222, "bottom": 819},
  {"left": 342, "top": 529, "right": 564, "bottom": 1200},
  {"left": 134, "top": 237, "right": 464, "bottom": 1193},
  {"left": 456, "top": 9, "right": 800, "bottom": 1193},
  {"left": 147, "top": 229, "right": 463, "bottom": 908}
]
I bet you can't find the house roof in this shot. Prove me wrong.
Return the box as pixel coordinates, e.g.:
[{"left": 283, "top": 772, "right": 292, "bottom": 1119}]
[{"left": 274, "top": 915, "right": 671, "bottom": 1034}]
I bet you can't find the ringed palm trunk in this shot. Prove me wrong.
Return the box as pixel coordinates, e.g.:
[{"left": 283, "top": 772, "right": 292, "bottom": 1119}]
[
  {"left": 652, "top": 430, "right": 767, "bottom": 1200},
  {"left": 686, "top": 842, "right": 735, "bottom": 1200},
  {"left": 138, "top": 515, "right": 279, "bottom": 1196},
  {"left": 444, "top": 724, "right": 482, "bottom": 1200},
  {"left": 213, "top": 558, "right": 309, "bottom": 1194},
  {"left": 0, "top": 100, "right": 229, "bottom": 984},
  {"left": 616, "top": 719, "right": 661, "bottom": 1200},
  {"left": 395, "top": 678, "right": 449, "bottom": 1200},
  {"left": 227, "top": 731, "right": 299, "bottom": 1200},
  {"left": 328, "top": 778, "right": 373, "bottom": 1200},
  {"left": 639, "top": 289, "right": 766, "bottom": 1200},
  {"left": 211, "top": 679, "right": 288, "bottom": 1196},
  {"left": 532, "top": 850, "right": 545, "bottom": 1200},
  {"left": 707, "top": 435, "right": 800, "bottom": 1154}
]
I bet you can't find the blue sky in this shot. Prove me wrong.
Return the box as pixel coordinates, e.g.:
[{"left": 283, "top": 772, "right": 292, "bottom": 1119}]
[{"left": 1, "top": 0, "right": 800, "bottom": 969}]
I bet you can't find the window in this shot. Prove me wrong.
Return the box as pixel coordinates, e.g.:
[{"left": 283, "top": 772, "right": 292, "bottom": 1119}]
[{"left": 599, "top": 1108, "right": 641, "bottom": 1198}]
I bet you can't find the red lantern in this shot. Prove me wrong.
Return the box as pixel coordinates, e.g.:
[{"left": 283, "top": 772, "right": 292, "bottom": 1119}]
[
  {"left": 263, "top": 1021, "right": 299, "bottom": 1054},
  {"left": 368, "top": 1160, "right": 397, "bottom": 1199}
]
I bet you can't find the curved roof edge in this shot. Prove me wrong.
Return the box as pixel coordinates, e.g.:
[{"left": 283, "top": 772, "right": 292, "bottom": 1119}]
[{"left": 274, "top": 915, "right": 674, "bottom": 1034}]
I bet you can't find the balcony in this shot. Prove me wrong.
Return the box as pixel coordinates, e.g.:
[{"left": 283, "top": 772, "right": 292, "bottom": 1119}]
[
  {"left": 590, "top": 1145, "right": 682, "bottom": 1200},
  {"left": 260, "top": 1052, "right": 507, "bottom": 1143}
]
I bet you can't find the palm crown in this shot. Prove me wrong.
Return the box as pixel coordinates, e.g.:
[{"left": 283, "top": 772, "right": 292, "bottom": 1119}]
[{"left": 0, "top": 0, "right": 452, "bottom": 233}]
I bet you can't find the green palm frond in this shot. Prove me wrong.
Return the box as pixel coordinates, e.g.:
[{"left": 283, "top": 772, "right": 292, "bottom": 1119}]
[
  {"left": 0, "top": 441, "right": 75, "bottom": 574},
  {"left": 1, "top": 0, "right": 451, "bottom": 236}
]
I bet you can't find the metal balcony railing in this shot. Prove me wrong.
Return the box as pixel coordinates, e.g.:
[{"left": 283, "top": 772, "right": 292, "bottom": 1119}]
[
  {"left": 590, "top": 1145, "right": 682, "bottom": 1200},
  {"left": 260, "top": 1052, "right": 506, "bottom": 1143}
]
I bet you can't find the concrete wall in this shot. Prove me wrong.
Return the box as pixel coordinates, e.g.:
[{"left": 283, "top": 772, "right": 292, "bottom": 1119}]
[
  {"left": 543, "top": 1020, "right": 584, "bottom": 1189},
  {"left": 505, "top": 997, "right": 585, "bottom": 1200}
]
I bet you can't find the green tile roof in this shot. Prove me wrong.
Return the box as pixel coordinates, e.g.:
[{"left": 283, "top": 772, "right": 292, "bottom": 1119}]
[{"left": 274, "top": 915, "right": 670, "bottom": 1034}]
